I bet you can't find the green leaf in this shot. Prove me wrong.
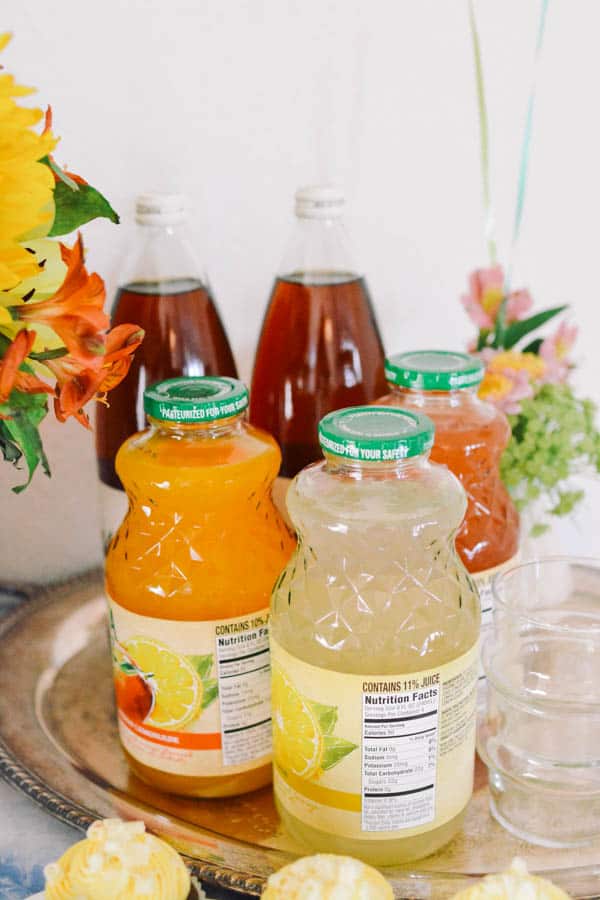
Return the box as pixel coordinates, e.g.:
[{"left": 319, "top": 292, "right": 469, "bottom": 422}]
[
  {"left": 492, "top": 296, "right": 509, "bottom": 348},
  {"left": 502, "top": 306, "right": 567, "bottom": 350},
  {"left": 476, "top": 328, "right": 491, "bottom": 352},
  {"left": 41, "top": 155, "right": 80, "bottom": 190},
  {"left": 201, "top": 678, "right": 219, "bottom": 710},
  {"left": 0, "top": 390, "right": 50, "bottom": 492},
  {"left": 0, "top": 422, "right": 22, "bottom": 465},
  {"left": 321, "top": 735, "right": 358, "bottom": 771},
  {"left": 530, "top": 522, "right": 550, "bottom": 538},
  {"left": 28, "top": 346, "right": 69, "bottom": 362},
  {"left": 309, "top": 701, "right": 338, "bottom": 735},
  {"left": 522, "top": 337, "right": 544, "bottom": 355},
  {"left": 188, "top": 654, "right": 214, "bottom": 680},
  {"left": 48, "top": 180, "right": 119, "bottom": 236},
  {"left": 550, "top": 489, "right": 584, "bottom": 518}
]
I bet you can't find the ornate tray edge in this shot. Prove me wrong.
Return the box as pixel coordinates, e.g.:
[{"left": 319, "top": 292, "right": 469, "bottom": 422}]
[
  {"left": 0, "top": 730, "right": 264, "bottom": 896},
  {"left": 1, "top": 576, "right": 600, "bottom": 898},
  {"left": 0, "top": 579, "right": 265, "bottom": 896}
]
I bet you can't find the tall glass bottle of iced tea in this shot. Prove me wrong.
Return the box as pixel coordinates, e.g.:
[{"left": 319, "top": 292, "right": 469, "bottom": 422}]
[
  {"left": 105, "top": 376, "right": 295, "bottom": 797},
  {"left": 249, "top": 185, "right": 387, "bottom": 488},
  {"left": 96, "top": 193, "right": 237, "bottom": 548},
  {"left": 377, "top": 351, "right": 520, "bottom": 627}
]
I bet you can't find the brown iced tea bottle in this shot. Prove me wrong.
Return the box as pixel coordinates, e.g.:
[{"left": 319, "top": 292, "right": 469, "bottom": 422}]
[
  {"left": 250, "top": 186, "right": 387, "bottom": 482},
  {"left": 96, "top": 193, "right": 237, "bottom": 546}
]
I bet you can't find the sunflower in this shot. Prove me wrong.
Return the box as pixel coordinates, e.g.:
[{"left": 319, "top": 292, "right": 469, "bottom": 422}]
[{"left": 0, "top": 33, "right": 57, "bottom": 291}]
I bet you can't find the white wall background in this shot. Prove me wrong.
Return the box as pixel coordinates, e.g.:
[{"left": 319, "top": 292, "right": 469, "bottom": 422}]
[{"left": 2, "top": 0, "right": 599, "bottom": 582}]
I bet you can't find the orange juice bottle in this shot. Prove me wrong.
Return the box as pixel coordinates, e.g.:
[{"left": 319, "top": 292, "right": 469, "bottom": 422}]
[
  {"left": 377, "top": 351, "right": 519, "bottom": 628},
  {"left": 105, "top": 376, "right": 295, "bottom": 797}
]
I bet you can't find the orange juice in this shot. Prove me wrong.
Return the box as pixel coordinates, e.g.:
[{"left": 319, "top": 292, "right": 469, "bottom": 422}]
[
  {"left": 378, "top": 352, "right": 519, "bottom": 575},
  {"left": 378, "top": 352, "right": 520, "bottom": 635},
  {"left": 105, "top": 376, "right": 295, "bottom": 797}
]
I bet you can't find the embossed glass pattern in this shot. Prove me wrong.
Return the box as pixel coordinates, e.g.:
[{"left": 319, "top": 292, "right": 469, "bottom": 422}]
[{"left": 270, "top": 431, "right": 480, "bottom": 863}]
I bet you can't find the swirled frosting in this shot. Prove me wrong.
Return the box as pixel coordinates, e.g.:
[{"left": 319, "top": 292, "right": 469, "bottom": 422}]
[
  {"left": 262, "top": 853, "right": 393, "bottom": 899},
  {"left": 450, "top": 858, "right": 572, "bottom": 899},
  {"left": 44, "top": 819, "right": 191, "bottom": 900}
]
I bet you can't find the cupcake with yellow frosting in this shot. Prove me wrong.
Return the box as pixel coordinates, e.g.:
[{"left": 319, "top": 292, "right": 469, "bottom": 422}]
[
  {"left": 43, "top": 819, "right": 200, "bottom": 900},
  {"left": 262, "top": 853, "right": 393, "bottom": 899},
  {"left": 449, "top": 858, "right": 572, "bottom": 900}
]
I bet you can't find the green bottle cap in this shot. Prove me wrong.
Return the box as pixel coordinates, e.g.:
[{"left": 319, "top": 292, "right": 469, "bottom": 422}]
[
  {"left": 318, "top": 406, "right": 434, "bottom": 462},
  {"left": 385, "top": 350, "right": 485, "bottom": 391},
  {"left": 144, "top": 376, "right": 248, "bottom": 424}
]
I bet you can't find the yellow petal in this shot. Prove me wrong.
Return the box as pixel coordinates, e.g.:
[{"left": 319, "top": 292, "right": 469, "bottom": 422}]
[
  {"left": 0, "top": 36, "right": 59, "bottom": 290},
  {"left": 1, "top": 239, "right": 66, "bottom": 307}
]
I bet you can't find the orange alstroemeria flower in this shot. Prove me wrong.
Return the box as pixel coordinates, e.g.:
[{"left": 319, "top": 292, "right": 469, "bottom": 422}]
[
  {"left": 9, "top": 234, "right": 109, "bottom": 360},
  {"left": 43, "top": 107, "right": 88, "bottom": 187},
  {"left": 0, "top": 328, "right": 53, "bottom": 407},
  {"left": 48, "top": 323, "right": 144, "bottom": 428}
]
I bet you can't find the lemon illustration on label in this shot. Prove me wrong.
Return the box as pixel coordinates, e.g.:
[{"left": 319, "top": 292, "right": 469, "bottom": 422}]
[
  {"left": 124, "top": 638, "right": 203, "bottom": 731},
  {"left": 272, "top": 667, "right": 357, "bottom": 780}
]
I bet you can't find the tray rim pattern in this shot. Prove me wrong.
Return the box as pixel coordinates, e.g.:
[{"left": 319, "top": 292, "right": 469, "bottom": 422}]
[{"left": 0, "top": 572, "right": 599, "bottom": 899}]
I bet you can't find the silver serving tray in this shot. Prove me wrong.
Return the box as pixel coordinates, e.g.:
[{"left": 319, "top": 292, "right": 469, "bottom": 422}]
[{"left": 1, "top": 572, "right": 599, "bottom": 897}]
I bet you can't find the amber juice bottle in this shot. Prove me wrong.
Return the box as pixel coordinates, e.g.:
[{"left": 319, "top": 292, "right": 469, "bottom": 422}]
[
  {"left": 249, "top": 186, "right": 387, "bottom": 482},
  {"left": 96, "top": 193, "right": 237, "bottom": 546},
  {"left": 378, "top": 350, "right": 520, "bottom": 630}
]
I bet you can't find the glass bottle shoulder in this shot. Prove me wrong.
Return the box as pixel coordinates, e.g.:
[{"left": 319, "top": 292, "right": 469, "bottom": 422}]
[
  {"left": 379, "top": 388, "right": 508, "bottom": 443},
  {"left": 287, "top": 457, "right": 466, "bottom": 531},
  {"left": 116, "top": 421, "right": 280, "bottom": 488},
  {"left": 271, "top": 455, "right": 479, "bottom": 674}
]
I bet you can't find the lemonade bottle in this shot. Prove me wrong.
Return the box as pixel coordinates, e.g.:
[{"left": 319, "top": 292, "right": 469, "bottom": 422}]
[
  {"left": 105, "top": 376, "right": 295, "bottom": 797},
  {"left": 270, "top": 406, "right": 480, "bottom": 864},
  {"left": 377, "top": 351, "right": 519, "bottom": 628}
]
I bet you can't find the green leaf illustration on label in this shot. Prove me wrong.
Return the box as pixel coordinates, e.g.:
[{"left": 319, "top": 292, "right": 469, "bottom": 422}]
[
  {"left": 201, "top": 678, "right": 219, "bottom": 710},
  {"left": 309, "top": 701, "right": 338, "bottom": 735},
  {"left": 189, "top": 654, "right": 214, "bottom": 680},
  {"left": 118, "top": 661, "right": 139, "bottom": 676},
  {"left": 321, "top": 735, "right": 359, "bottom": 771},
  {"left": 187, "top": 654, "right": 219, "bottom": 711}
]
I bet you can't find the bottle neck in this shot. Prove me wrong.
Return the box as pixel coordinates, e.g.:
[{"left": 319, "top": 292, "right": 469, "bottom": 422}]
[
  {"left": 389, "top": 384, "right": 479, "bottom": 409},
  {"left": 148, "top": 413, "right": 245, "bottom": 439},
  {"left": 322, "top": 451, "right": 429, "bottom": 480},
  {"left": 119, "top": 222, "right": 208, "bottom": 288},
  {"left": 278, "top": 216, "right": 360, "bottom": 283}
]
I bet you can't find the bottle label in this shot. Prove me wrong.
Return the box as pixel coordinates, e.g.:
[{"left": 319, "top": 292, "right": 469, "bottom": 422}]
[
  {"left": 108, "top": 598, "right": 272, "bottom": 776},
  {"left": 271, "top": 638, "right": 478, "bottom": 840}
]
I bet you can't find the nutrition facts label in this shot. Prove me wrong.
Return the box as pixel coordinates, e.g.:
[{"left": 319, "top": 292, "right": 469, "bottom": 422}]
[
  {"left": 361, "top": 682, "right": 440, "bottom": 832},
  {"left": 215, "top": 617, "right": 272, "bottom": 767}
]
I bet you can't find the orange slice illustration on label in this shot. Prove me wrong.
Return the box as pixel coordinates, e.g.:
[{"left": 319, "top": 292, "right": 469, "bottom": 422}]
[{"left": 123, "top": 637, "right": 203, "bottom": 731}]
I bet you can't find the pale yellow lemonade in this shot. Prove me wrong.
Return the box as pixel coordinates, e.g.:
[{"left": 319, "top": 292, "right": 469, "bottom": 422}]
[{"left": 270, "top": 407, "right": 480, "bottom": 865}]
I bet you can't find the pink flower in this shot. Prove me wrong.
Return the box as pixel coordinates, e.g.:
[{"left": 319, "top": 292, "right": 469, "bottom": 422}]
[
  {"left": 462, "top": 267, "right": 504, "bottom": 329},
  {"left": 479, "top": 367, "right": 534, "bottom": 415},
  {"left": 540, "top": 321, "right": 577, "bottom": 384},
  {"left": 461, "top": 267, "right": 533, "bottom": 330},
  {"left": 506, "top": 288, "right": 533, "bottom": 323}
]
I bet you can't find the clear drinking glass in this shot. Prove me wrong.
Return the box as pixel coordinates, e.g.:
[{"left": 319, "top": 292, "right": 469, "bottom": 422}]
[{"left": 478, "top": 557, "right": 600, "bottom": 847}]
